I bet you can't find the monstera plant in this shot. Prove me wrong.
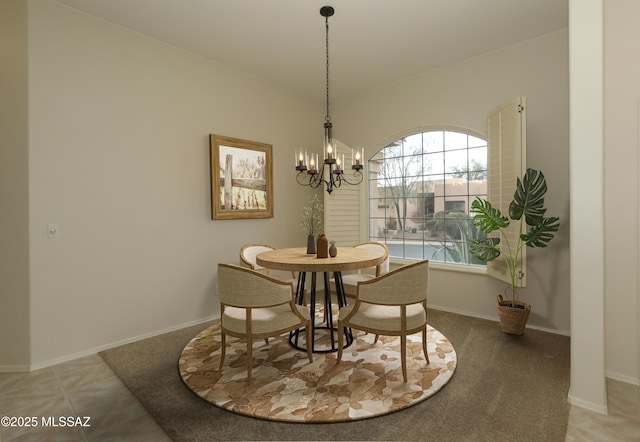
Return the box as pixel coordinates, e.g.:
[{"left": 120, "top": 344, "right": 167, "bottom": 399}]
[{"left": 469, "top": 168, "right": 560, "bottom": 334}]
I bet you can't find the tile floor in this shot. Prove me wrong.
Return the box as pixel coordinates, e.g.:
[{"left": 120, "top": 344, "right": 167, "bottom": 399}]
[
  {"left": 0, "top": 354, "right": 168, "bottom": 441},
  {"left": 566, "top": 379, "right": 640, "bottom": 442},
  {"left": 0, "top": 354, "right": 638, "bottom": 441}
]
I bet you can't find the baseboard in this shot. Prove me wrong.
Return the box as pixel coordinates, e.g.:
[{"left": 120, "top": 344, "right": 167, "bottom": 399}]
[
  {"left": 427, "top": 303, "right": 570, "bottom": 336},
  {"left": 428, "top": 303, "right": 498, "bottom": 322},
  {"left": 5, "top": 315, "right": 220, "bottom": 373},
  {"left": 0, "top": 364, "right": 31, "bottom": 373},
  {"left": 91, "top": 314, "right": 220, "bottom": 358},
  {"left": 606, "top": 371, "right": 640, "bottom": 386},
  {"left": 567, "top": 389, "right": 608, "bottom": 415},
  {"left": 2, "top": 305, "right": 571, "bottom": 373}
]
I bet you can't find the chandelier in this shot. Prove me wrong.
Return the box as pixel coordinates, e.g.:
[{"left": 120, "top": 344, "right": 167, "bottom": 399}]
[{"left": 295, "top": 6, "right": 364, "bottom": 194}]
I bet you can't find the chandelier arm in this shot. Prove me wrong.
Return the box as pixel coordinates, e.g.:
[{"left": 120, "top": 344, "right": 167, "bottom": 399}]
[
  {"left": 297, "top": 169, "right": 333, "bottom": 191},
  {"left": 308, "top": 171, "right": 324, "bottom": 189},
  {"left": 309, "top": 178, "right": 325, "bottom": 190},
  {"left": 337, "top": 171, "right": 364, "bottom": 186},
  {"left": 334, "top": 173, "right": 343, "bottom": 189},
  {"left": 297, "top": 172, "right": 324, "bottom": 189},
  {"left": 296, "top": 172, "right": 313, "bottom": 187}
]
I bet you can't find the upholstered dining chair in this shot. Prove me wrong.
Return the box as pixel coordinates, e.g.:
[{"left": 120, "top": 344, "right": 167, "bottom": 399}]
[
  {"left": 336, "top": 259, "right": 430, "bottom": 382},
  {"left": 240, "top": 244, "right": 280, "bottom": 276},
  {"left": 240, "top": 244, "right": 303, "bottom": 296},
  {"left": 217, "top": 263, "right": 313, "bottom": 383},
  {"left": 331, "top": 242, "right": 389, "bottom": 298}
]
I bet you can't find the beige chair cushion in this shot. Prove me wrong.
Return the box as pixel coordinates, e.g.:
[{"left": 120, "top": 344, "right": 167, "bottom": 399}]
[
  {"left": 341, "top": 273, "right": 375, "bottom": 287},
  {"left": 331, "top": 242, "right": 389, "bottom": 297},
  {"left": 338, "top": 302, "right": 426, "bottom": 332},
  {"left": 240, "top": 244, "right": 300, "bottom": 288},
  {"left": 222, "top": 304, "right": 310, "bottom": 335}
]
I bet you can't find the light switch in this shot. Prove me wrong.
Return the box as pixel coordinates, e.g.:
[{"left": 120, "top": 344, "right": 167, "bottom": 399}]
[{"left": 48, "top": 224, "right": 59, "bottom": 238}]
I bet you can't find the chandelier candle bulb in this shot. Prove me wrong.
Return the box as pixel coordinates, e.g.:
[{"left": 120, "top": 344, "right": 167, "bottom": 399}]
[
  {"left": 324, "top": 142, "right": 335, "bottom": 164},
  {"left": 352, "top": 148, "right": 364, "bottom": 171},
  {"left": 295, "top": 150, "right": 308, "bottom": 171},
  {"left": 309, "top": 153, "right": 318, "bottom": 174},
  {"left": 335, "top": 154, "right": 343, "bottom": 173}
]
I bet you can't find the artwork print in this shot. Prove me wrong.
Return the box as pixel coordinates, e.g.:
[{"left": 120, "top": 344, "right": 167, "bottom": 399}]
[{"left": 210, "top": 135, "right": 274, "bottom": 220}]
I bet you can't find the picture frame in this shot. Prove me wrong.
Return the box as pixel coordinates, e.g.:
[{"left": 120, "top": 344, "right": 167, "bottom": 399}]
[{"left": 210, "top": 134, "right": 274, "bottom": 220}]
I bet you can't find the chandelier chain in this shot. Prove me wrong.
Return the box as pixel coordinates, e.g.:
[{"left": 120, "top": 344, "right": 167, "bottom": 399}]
[{"left": 325, "top": 14, "right": 330, "bottom": 123}]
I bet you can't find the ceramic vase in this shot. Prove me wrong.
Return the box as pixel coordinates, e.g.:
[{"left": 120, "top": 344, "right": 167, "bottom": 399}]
[
  {"left": 306, "top": 234, "right": 316, "bottom": 254},
  {"left": 329, "top": 243, "right": 337, "bottom": 257},
  {"left": 316, "top": 234, "right": 329, "bottom": 258}
]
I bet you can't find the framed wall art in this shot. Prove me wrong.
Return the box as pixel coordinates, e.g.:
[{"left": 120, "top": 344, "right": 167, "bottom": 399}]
[{"left": 210, "top": 134, "right": 274, "bottom": 220}]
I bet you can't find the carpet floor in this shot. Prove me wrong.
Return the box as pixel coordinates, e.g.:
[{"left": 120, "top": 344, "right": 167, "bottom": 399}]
[{"left": 100, "top": 309, "right": 570, "bottom": 441}]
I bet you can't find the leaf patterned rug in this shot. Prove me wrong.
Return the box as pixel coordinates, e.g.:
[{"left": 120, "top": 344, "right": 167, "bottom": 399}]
[{"left": 179, "top": 322, "right": 457, "bottom": 423}]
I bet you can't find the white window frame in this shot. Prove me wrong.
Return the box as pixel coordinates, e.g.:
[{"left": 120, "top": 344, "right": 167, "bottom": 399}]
[
  {"left": 366, "top": 125, "right": 489, "bottom": 270},
  {"left": 361, "top": 97, "right": 526, "bottom": 276}
]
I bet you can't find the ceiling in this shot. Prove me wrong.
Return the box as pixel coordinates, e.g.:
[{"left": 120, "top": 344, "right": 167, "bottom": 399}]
[{"left": 53, "top": 0, "right": 568, "bottom": 102}]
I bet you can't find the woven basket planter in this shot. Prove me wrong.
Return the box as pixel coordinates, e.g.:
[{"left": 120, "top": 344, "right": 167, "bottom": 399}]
[{"left": 496, "top": 294, "right": 531, "bottom": 335}]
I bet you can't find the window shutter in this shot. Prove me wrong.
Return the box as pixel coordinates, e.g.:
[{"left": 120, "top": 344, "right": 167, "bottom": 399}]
[
  {"left": 486, "top": 97, "right": 527, "bottom": 287},
  {"left": 324, "top": 140, "right": 361, "bottom": 246}
]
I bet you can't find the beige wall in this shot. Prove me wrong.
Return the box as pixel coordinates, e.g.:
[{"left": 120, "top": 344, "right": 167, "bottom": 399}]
[
  {"left": 335, "top": 30, "right": 571, "bottom": 334},
  {"left": 19, "top": 0, "right": 320, "bottom": 368},
  {"left": 0, "top": 0, "right": 31, "bottom": 370},
  {"left": 604, "top": 0, "right": 640, "bottom": 385}
]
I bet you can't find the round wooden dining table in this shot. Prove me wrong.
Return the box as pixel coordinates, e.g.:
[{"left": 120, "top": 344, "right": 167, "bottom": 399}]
[{"left": 256, "top": 247, "right": 385, "bottom": 353}]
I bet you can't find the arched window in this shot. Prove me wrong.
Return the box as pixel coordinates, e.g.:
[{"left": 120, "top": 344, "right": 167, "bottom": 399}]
[{"left": 368, "top": 129, "right": 488, "bottom": 266}]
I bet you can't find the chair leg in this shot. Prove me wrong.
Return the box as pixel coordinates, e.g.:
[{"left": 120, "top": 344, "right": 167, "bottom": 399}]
[
  {"left": 264, "top": 338, "right": 269, "bottom": 345},
  {"left": 374, "top": 334, "right": 380, "bottom": 343},
  {"left": 219, "top": 330, "right": 226, "bottom": 371},
  {"left": 247, "top": 338, "right": 253, "bottom": 383},
  {"left": 336, "top": 323, "right": 344, "bottom": 364},
  {"left": 422, "top": 327, "right": 429, "bottom": 364},
  {"left": 401, "top": 334, "right": 407, "bottom": 382}
]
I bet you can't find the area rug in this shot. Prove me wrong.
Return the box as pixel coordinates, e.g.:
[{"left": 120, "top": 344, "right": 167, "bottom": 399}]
[{"left": 178, "top": 323, "right": 456, "bottom": 423}]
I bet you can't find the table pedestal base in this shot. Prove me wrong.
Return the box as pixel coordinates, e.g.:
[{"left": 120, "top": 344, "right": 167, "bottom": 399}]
[{"left": 289, "top": 271, "right": 353, "bottom": 353}]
